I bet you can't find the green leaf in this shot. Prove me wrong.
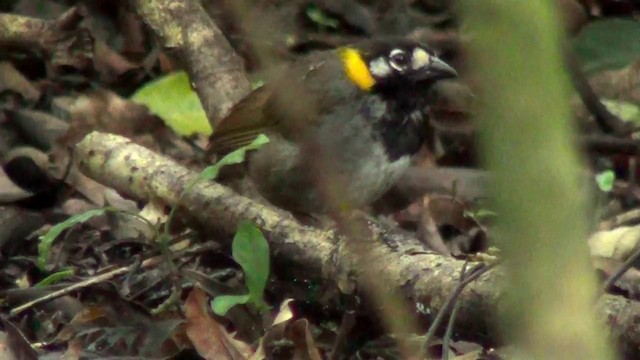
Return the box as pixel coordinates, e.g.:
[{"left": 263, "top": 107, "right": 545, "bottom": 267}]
[
  {"left": 602, "top": 99, "right": 640, "bottom": 125},
  {"left": 164, "top": 134, "right": 268, "bottom": 236},
  {"left": 251, "top": 80, "right": 265, "bottom": 90},
  {"left": 196, "top": 134, "right": 269, "bottom": 182},
  {"left": 131, "top": 71, "right": 212, "bottom": 136},
  {"left": 473, "top": 208, "right": 498, "bottom": 220},
  {"left": 211, "top": 294, "right": 251, "bottom": 316},
  {"left": 573, "top": 19, "right": 640, "bottom": 75},
  {"left": 209, "top": 222, "right": 270, "bottom": 315},
  {"left": 595, "top": 170, "right": 615, "bottom": 193},
  {"left": 464, "top": 208, "right": 498, "bottom": 222},
  {"left": 306, "top": 4, "right": 340, "bottom": 29},
  {"left": 232, "top": 222, "right": 270, "bottom": 309},
  {"left": 38, "top": 208, "right": 109, "bottom": 270},
  {"left": 35, "top": 269, "right": 74, "bottom": 287}
]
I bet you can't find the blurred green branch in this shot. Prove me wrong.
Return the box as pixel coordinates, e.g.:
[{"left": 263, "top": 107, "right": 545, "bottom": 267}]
[{"left": 462, "top": 0, "right": 614, "bottom": 358}]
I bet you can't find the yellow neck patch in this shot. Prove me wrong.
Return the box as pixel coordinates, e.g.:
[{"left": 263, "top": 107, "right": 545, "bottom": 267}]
[{"left": 338, "top": 48, "right": 375, "bottom": 91}]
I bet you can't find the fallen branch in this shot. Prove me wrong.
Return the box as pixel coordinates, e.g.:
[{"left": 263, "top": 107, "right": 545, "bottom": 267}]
[
  {"left": 0, "top": 7, "right": 93, "bottom": 74},
  {"left": 75, "top": 131, "right": 640, "bottom": 356},
  {"left": 132, "top": 0, "right": 251, "bottom": 125}
]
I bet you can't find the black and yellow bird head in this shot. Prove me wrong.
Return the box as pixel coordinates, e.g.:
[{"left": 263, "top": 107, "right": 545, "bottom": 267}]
[
  {"left": 207, "top": 38, "right": 458, "bottom": 158},
  {"left": 338, "top": 39, "right": 458, "bottom": 93}
]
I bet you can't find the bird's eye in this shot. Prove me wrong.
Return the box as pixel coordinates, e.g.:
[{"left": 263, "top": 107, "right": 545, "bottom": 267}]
[{"left": 389, "top": 49, "right": 408, "bottom": 71}]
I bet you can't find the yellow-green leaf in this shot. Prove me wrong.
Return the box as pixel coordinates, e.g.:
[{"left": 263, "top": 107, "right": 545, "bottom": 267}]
[{"left": 131, "top": 71, "right": 212, "bottom": 136}]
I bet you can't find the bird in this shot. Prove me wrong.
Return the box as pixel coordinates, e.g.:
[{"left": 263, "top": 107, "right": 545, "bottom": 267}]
[{"left": 207, "top": 37, "right": 458, "bottom": 215}]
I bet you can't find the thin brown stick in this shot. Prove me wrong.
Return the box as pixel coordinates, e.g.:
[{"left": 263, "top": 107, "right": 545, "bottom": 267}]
[
  {"left": 600, "top": 239, "right": 640, "bottom": 297},
  {"left": 422, "top": 262, "right": 496, "bottom": 354},
  {"left": 600, "top": 209, "right": 640, "bottom": 230},
  {"left": 565, "top": 49, "right": 631, "bottom": 135},
  {"left": 581, "top": 134, "right": 640, "bottom": 155},
  {"left": 441, "top": 262, "right": 469, "bottom": 360},
  {"left": 10, "top": 241, "right": 219, "bottom": 316}
]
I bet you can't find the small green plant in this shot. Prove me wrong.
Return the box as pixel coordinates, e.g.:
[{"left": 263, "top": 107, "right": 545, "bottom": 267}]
[
  {"left": 306, "top": 4, "right": 340, "bottom": 30},
  {"left": 463, "top": 208, "right": 498, "bottom": 223},
  {"left": 35, "top": 268, "right": 75, "bottom": 287},
  {"left": 602, "top": 99, "right": 640, "bottom": 125},
  {"left": 38, "top": 207, "right": 159, "bottom": 271},
  {"left": 157, "top": 133, "right": 272, "bottom": 315},
  {"left": 164, "top": 134, "right": 269, "bottom": 236},
  {"left": 38, "top": 133, "right": 270, "bottom": 314},
  {"left": 251, "top": 80, "right": 265, "bottom": 90},
  {"left": 38, "top": 208, "right": 111, "bottom": 270},
  {"left": 595, "top": 170, "right": 615, "bottom": 193},
  {"left": 211, "top": 221, "right": 271, "bottom": 316}
]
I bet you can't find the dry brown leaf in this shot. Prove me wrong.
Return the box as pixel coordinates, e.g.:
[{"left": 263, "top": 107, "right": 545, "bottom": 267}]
[
  {"left": 271, "top": 299, "right": 295, "bottom": 327},
  {"left": 54, "top": 307, "right": 109, "bottom": 343},
  {"left": 289, "top": 319, "right": 322, "bottom": 360},
  {"left": 184, "top": 288, "right": 253, "bottom": 360}
]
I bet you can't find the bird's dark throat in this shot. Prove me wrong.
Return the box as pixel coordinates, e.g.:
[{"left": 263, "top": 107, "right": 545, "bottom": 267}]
[{"left": 372, "top": 90, "right": 431, "bottom": 161}]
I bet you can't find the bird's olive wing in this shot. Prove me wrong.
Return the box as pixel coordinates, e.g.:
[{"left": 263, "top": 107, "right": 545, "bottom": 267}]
[{"left": 206, "top": 86, "right": 275, "bottom": 156}]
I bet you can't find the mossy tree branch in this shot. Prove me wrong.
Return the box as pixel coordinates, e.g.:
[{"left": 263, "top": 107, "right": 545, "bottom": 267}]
[
  {"left": 75, "top": 131, "right": 640, "bottom": 356},
  {"left": 132, "top": 0, "right": 251, "bottom": 125}
]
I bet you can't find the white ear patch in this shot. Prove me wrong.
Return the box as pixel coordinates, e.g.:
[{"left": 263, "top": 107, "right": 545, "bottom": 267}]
[
  {"left": 412, "top": 48, "right": 431, "bottom": 70},
  {"left": 369, "top": 57, "right": 392, "bottom": 77}
]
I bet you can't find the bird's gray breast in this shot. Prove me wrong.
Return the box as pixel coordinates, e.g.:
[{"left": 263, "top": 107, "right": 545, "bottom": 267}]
[{"left": 313, "top": 101, "right": 412, "bottom": 207}]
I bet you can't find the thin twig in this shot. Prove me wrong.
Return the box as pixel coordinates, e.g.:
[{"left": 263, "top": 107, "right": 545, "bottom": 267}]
[
  {"left": 581, "top": 134, "right": 640, "bottom": 155},
  {"left": 328, "top": 310, "right": 357, "bottom": 360},
  {"left": 600, "top": 208, "right": 640, "bottom": 230},
  {"left": 10, "top": 241, "right": 220, "bottom": 316},
  {"left": 599, "top": 238, "right": 640, "bottom": 297},
  {"left": 565, "top": 49, "right": 631, "bottom": 136},
  {"left": 441, "top": 261, "right": 469, "bottom": 360},
  {"left": 423, "top": 262, "right": 497, "bottom": 354},
  {"left": 417, "top": 196, "right": 450, "bottom": 256}
]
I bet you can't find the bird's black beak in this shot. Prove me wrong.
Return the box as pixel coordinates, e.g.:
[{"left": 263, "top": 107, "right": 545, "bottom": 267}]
[
  {"left": 415, "top": 57, "right": 458, "bottom": 83},
  {"left": 431, "top": 57, "right": 458, "bottom": 79}
]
